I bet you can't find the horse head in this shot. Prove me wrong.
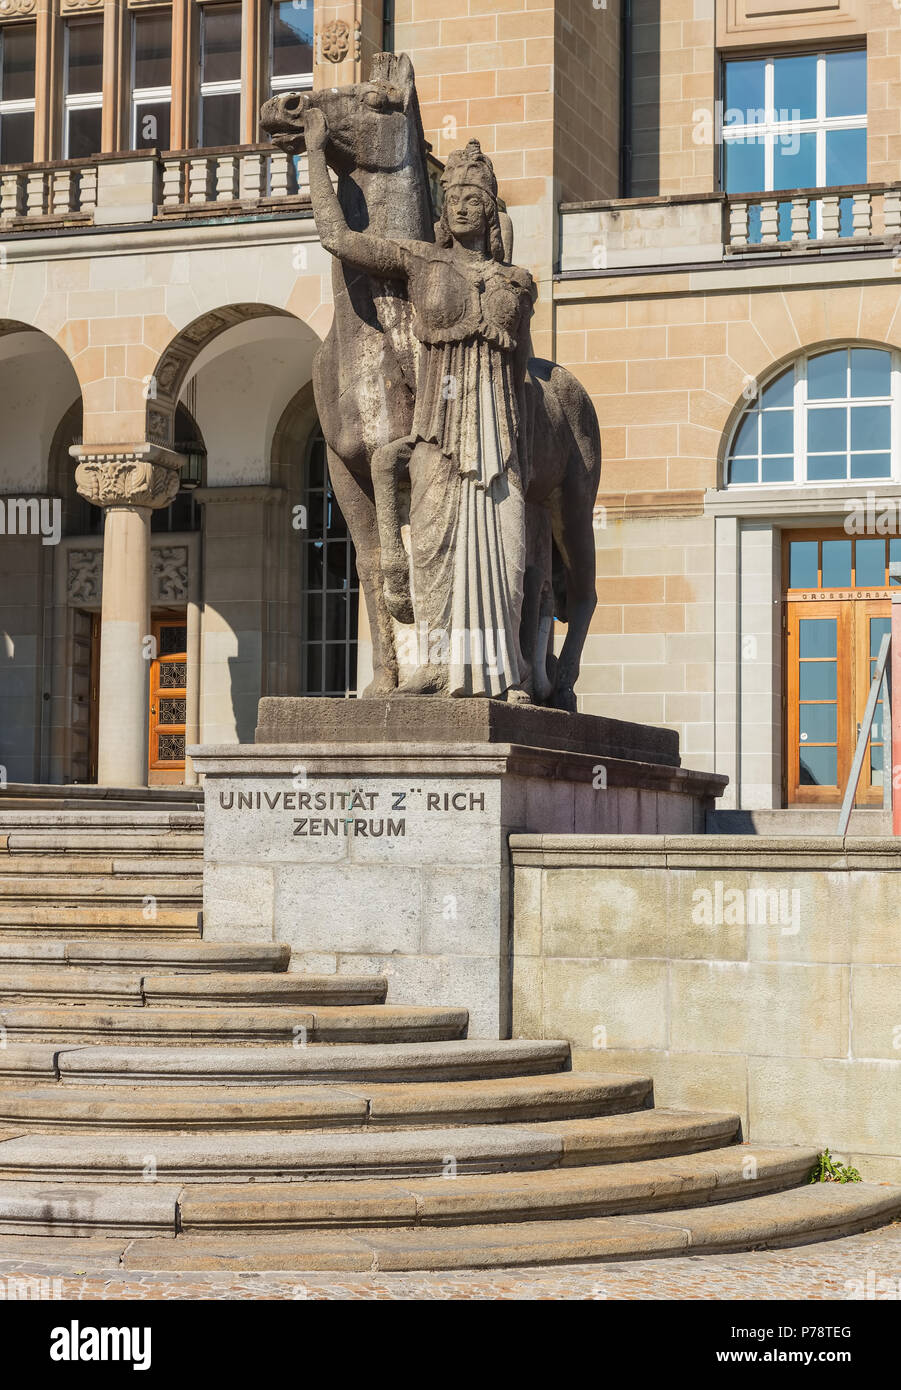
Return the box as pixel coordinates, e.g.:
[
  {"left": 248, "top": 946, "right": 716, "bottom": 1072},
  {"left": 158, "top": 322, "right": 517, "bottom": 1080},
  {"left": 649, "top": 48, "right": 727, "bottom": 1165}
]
[{"left": 261, "top": 52, "right": 426, "bottom": 179}]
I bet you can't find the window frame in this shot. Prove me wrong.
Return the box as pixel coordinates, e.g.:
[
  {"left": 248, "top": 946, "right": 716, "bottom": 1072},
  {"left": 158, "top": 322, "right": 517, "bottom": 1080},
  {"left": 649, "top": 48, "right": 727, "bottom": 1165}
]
[
  {"left": 130, "top": 12, "right": 172, "bottom": 152},
  {"left": 198, "top": 2, "right": 243, "bottom": 149},
  {"left": 725, "top": 347, "right": 901, "bottom": 490},
  {"left": 0, "top": 22, "right": 36, "bottom": 166},
  {"left": 269, "top": 0, "right": 314, "bottom": 98},
  {"left": 63, "top": 17, "right": 104, "bottom": 159},
  {"left": 721, "top": 49, "right": 867, "bottom": 236}
]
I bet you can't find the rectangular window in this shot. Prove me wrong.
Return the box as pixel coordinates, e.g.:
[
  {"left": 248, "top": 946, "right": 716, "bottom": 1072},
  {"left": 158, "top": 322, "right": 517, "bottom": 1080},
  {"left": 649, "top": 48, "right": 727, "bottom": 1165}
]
[
  {"left": 270, "top": 0, "right": 313, "bottom": 95},
  {"left": 0, "top": 22, "right": 36, "bottom": 165},
  {"left": 64, "top": 19, "right": 103, "bottom": 158},
  {"left": 132, "top": 12, "right": 171, "bottom": 151},
  {"left": 722, "top": 50, "right": 867, "bottom": 240},
  {"left": 200, "top": 2, "right": 242, "bottom": 147}
]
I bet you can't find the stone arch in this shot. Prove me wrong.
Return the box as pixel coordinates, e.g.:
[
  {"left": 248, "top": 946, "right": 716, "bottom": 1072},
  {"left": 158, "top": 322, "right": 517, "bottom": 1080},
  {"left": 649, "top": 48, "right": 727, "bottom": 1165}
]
[
  {"left": 146, "top": 304, "right": 294, "bottom": 449},
  {"left": 0, "top": 323, "right": 83, "bottom": 496}
]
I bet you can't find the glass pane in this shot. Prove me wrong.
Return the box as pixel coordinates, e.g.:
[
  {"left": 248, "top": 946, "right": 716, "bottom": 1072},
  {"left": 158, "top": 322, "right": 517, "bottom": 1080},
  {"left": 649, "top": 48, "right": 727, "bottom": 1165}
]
[
  {"left": 851, "top": 349, "right": 891, "bottom": 399},
  {"left": 800, "top": 662, "right": 837, "bottom": 700},
  {"left": 808, "top": 454, "right": 847, "bottom": 481},
  {"left": 773, "top": 130, "right": 816, "bottom": 192},
  {"left": 800, "top": 704, "right": 837, "bottom": 743},
  {"left": 870, "top": 617, "right": 891, "bottom": 659},
  {"left": 822, "top": 539, "right": 852, "bottom": 588},
  {"left": 272, "top": 1, "right": 314, "bottom": 80},
  {"left": 799, "top": 618, "right": 837, "bottom": 658},
  {"left": 890, "top": 539, "right": 901, "bottom": 585},
  {"left": 67, "top": 104, "right": 102, "bottom": 158},
  {"left": 761, "top": 410, "right": 793, "bottom": 454},
  {"left": 855, "top": 539, "right": 886, "bottom": 588},
  {"left": 724, "top": 60, "right": 766, "bottom": 124},
  {"left": 732, "top": 411, "right": 758, "bottom": 457},
  {"left": 157, "top": 734, "right": 186, "bottom": 762},
  {"left": 729, "top": 456, "right": 758, "bottom": 484},
  {"left": 790, "top": 540, "right": 819, "bottom": 589},
  {"left": 158, "top": 661, "right": 186, "bottom": 689},
  {"left": 825, "top": 127, "right": 867, "bottom": 188},
  {"left": 201, "top": 91, "right": 241, "bottom": 148},
  {"left": 134, "top": 100, "right": 170, "bottom": 151},
  {"left": 159, "top": 626, "right": 187, "bottom": 657},
  {"left": 0, "top": 109, "right": 33, "bottom": 164},
  {"left": 723, "top": 135, "right": 765, "bottom": 194},
  {"left": 850, "top": 452, "right": 892, "bottom": 480},
  {"left": 799, "top": 746, "right": 837, "bottom": 786},
  {"left": 66, "top": 21, "right": 103, "bottom": 95},
  {"left": 773, "top": 54, "right": 817, "bottom": 121},
  {"left": 870, "top": 743, "right": 884, "bottom": 785},
  {"left": 762, "top": 369, "right": 793, "bottom": 409},
  {"left": 202, "top": 4, "right": 242, "bottom": 84},
  {"left": 158, "top": 698, "right": 187, "bottom": 726},
  {"left": 808, "top": 408, "right": 846, "bottom": 453},
  {"left": 825, "top": 50, "right": 866, "bottom": 119},
  {"left": 760, "top": 456, "right": 793, "bottom": 483},
  {"left": 850, "top": 405, "right": 891, "bottom": 452},
  {"left": 134, "top": 14, "right": 172, "bottom": 90},
  {"left": 807, "top": 351, "right": 847, "bottom": 400},
  {"left": 2, "top": 22, "right": 36, "bottom": 102}
]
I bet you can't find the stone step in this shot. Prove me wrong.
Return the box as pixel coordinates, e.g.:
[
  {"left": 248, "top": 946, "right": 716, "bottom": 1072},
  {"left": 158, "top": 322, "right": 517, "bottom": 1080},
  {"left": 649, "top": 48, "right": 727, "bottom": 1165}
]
[
  {"left": 0, "top": 941, "right": 290, "bottom": 972},
  {"left": 0, "top": 789, "right": 203, "bottom": 812},
  {"left": 0, "top": 873, "right": 203, "bottom": 900},
  {"left": 0, "top": 1073, "right": 652, "bottom": 1132},
  {"left": 0, "top": 1003, "right": 469, "bottom": 1046},
  {"left": 0, "top": 1123, "right": 566, "bottom": 1181},
  {"left": 0, "top": 1039, "right": 572, "bottom": 1085},
  {"left": 706, "top": 808, "right": 891, "bottom": 836},
  {"left": 0, "top": 858, "right": 202, "bottom": 878},
  {"left": 0, "top": 969, "right": 387, "bottom": 1007},
  {"left": 0, "top": 909, "right": 201, "bottom": 937},
  {"left": 0, "top": 1147, "right": 816, "bottom": 1237},
  {"left": 118, "top": 1184, "right": 901, "bottom": 1270}
]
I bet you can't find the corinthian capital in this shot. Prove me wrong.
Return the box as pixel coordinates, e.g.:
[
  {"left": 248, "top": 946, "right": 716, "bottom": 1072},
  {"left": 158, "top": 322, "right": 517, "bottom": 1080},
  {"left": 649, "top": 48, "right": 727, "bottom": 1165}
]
[{"left": 71, "top": 443, "right": 185, "bottom": 511}]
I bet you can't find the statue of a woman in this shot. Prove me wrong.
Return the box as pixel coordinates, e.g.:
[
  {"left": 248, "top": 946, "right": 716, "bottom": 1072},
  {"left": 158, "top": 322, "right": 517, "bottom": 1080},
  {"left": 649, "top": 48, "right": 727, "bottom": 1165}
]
[{"left": 304, "top": 109, "right": 537, "bottom": 700}]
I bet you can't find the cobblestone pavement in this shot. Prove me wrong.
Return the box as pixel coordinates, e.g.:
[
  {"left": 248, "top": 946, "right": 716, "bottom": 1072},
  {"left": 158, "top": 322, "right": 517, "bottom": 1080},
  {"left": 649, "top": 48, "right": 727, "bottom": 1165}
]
[{"left": 1, "top": 1224, "right": 899, "bottom": 1300}]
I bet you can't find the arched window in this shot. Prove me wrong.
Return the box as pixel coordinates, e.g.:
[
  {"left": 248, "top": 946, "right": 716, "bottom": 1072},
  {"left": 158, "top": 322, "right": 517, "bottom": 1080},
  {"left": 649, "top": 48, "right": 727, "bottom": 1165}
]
[
  {"left": 727, "top": 347, "right": 897, "bottom": 486},
  {"left": 300, "top": 427, "right": 359, "bottom": 695}
]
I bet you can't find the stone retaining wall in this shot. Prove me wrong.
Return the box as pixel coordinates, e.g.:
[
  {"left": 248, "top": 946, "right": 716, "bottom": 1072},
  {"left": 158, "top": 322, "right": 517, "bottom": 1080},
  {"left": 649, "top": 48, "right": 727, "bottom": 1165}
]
[{"left": 511, "top": 834, "right": 901, "bottom": 1180}]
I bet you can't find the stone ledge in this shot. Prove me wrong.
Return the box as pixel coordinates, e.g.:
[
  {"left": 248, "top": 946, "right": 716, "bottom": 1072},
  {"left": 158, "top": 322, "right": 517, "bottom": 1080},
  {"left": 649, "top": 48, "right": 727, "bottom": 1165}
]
[
  {"left": 510, "top": 833, "right": 901, "bottom": 869},
  {"left": 254, "top": 697, "right": 682, "bottom": 767},
  {"left": 191, "top": 743, "right": 726, "bottom": 798}
]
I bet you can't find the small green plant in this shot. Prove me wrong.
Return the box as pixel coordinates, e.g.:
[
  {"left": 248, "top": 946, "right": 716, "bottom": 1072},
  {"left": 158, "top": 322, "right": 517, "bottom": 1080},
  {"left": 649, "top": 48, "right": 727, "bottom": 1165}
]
[{"left": 808, "top": 1149, "right": 861, "bottom": 1184}]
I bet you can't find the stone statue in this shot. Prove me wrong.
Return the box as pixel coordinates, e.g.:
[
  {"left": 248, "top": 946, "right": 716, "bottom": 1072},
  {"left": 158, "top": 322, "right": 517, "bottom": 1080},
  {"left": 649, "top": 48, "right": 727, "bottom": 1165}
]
[{"left": 261, "top": 53, "right": 601, "bottom": 710}]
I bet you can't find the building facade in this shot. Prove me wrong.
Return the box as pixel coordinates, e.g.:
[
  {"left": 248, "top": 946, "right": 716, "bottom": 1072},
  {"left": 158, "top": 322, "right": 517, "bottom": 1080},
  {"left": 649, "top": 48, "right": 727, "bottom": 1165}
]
[{"left": 0, "top": 0, "right": 898, "bottom": 812}]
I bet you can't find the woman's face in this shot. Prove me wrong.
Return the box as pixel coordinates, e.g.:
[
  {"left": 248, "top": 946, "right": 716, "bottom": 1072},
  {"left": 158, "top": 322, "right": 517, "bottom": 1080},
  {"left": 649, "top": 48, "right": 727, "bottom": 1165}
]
[{"left": 445, "top": 188, "right": 488, "bottom": 242}]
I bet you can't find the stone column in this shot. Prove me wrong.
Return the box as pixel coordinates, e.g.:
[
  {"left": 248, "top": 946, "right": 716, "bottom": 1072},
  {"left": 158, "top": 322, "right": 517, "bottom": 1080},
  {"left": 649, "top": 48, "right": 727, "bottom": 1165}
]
[{"left": 72, "top": 445, "right": 183, "bottom": 787}]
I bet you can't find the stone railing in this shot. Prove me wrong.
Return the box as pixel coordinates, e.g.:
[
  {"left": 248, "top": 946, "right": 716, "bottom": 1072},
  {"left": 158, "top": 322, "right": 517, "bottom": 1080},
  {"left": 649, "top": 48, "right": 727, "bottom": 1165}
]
[
  {"left": 0, "top": 158, "right": 98, "bottom": 224},
  {"left": 158, "top": 144, "right": 310, "bottom": 214},
  {"left": 726, "top": 182, "right": 900, "bottom": 249},
  {"left": 558, "top": 182, "right": 901, "bottom": 273},
  {"left": 0, "top": 146, "right": 312, "bottom": 231}
]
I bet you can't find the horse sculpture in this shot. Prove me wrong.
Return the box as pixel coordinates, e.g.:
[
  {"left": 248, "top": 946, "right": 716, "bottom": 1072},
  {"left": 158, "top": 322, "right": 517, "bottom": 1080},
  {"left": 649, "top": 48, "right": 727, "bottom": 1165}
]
[{"left": 261, "top": 52, "right": 600, "bottom": 710}]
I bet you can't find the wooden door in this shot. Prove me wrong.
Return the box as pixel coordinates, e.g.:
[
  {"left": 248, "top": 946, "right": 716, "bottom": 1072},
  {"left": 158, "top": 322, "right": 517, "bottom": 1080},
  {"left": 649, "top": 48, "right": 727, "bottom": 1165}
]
[
  {"left": 148, "top": 614, "right": 188, "bottom": 786},
  {"left": 786, "top": 600, "right": 853, "bottom": 804},
  {"left": 853, "top": 601, "right": 892, "bottom": 807}
]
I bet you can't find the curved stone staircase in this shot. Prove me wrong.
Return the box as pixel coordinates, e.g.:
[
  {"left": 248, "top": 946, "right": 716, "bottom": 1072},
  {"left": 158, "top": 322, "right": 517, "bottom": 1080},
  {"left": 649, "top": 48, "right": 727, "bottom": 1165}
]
[
  {"left": 0, "top": 935, "right": 899, "bottom": 1272},
  {"left": 0, "top": 806, "right": 897, "bottom": 1271}
]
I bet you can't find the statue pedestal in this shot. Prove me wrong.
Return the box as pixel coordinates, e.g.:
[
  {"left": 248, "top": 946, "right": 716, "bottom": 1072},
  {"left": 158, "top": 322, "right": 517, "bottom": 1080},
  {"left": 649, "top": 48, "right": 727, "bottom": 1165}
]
[{"left": 192, "top": 699, "right": 726, "bottom": 1038}]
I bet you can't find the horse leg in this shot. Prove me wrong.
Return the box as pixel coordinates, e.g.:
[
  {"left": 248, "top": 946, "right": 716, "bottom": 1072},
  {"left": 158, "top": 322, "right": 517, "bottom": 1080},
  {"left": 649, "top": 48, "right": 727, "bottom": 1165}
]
[
  {"left": 325, "top": 445, "right": 399, "bottom": 697},
  {"left": 551, "top": 486, "right": 598, "bottom": 713},
  {"left": 371, "top": 437, "right": 414, "bottom": 625}
]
